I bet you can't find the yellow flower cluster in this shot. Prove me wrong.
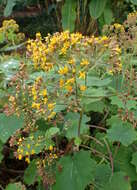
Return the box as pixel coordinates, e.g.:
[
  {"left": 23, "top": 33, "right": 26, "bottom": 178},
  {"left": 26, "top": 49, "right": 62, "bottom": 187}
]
[
  {"left": 17, "top": 137, "right": 35, "bottom": 164},
  {"left": 108, "top": 44, "right": 122, "bottom": 75},
  {"left": 30, "top": 76, "right": 56, "bottom": 120},
  {"left": 0, "top": 19, "right": 25, "bottom": 44}
]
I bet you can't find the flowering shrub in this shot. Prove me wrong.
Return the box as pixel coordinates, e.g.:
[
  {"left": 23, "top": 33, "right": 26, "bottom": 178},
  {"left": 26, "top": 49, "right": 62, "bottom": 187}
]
[{"left": 0, "top": 12, "right": 137, "bottom": 190}]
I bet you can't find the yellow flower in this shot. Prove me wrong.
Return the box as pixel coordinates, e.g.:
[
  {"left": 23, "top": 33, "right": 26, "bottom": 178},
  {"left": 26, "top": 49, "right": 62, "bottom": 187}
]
[
  {"left": 49, "top": 145, "right": 53, "bottom": 151},
  {"left": 68, "top": 58, "right": 75, "bottom": 65},
  {"left": 27, "top": 144, "right": 31, "bottom": 149},
  {"left": 25, "top": 157, "right": 30, "bottom": 164},
  {"left": 58, "top": 65, "right": 69, "bottom": 75},
  {"left": 66, "top": 77, "right": 75, "bottom": 85},
  {"left": 80, "top": 59, "right": 89, "bottom": 66},
  {"left": 48, "top": 112, "right": 56, "bottom": 120},
  {"left": 42, "top": 89, "right": 47, "bottom": 97},
  {"left": 79, "top": 71, "right": 85, "bottom": 79},
  {"left": 18, "top": 154, "right": 22, "bottom": 160},
  {"left": 31, "top": 149, "right": 35, "bottom": 155},
  {"left": 48, "top": 103, "right": 56, "bottom": 110},
  {"left": 80, "top": 85, "right": 86, "bottom": 91},
  {"left": 59, "top": 79, "right": 64, "bottom": 88},
  {"left": 65, "top": 85, "right": 73, "bottom": 92},
  {"left": 43, "top": 97, "right": 48, "bottom": 104},
  {"left": 26, "top": 151, "right": 29, "bottom": 156}
]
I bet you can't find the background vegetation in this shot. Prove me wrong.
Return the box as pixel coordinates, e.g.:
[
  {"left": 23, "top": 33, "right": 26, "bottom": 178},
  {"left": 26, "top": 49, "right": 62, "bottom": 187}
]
[{"left": 0, "top": 0, "right": 137, "bottom": 190}]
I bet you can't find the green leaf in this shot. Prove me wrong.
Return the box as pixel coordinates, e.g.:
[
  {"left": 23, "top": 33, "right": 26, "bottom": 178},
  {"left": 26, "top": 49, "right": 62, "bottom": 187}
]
[
  {"left": 89, "top": 0, "right": 107, "bottom": 19},
  {"left": 87, "top": 76, "right": 111, "bottom": 87},
  {"left": 5, "top": 182, "right": 25, "bottom": 190},
  {"left": 131, "top": 152, "right": 137, "bottom": 173},
  {"left": 103, "top": 4, "right": 114, "bottom": 25},
  {"left": 107, "top": 121, "right": 137, "bottom": 146},
  {"left": 4, "top": 0, "right": 16, "bottom": 17},
  {"left": 83, "top": 87, "right": 107, "bottom": 98},
  {"left": 130, "top": 0, "right": 137, "bottom": 5},
  {"left": 104, "top": 172, "right": 131, "bottom": 190},
  {"left": 83, "top": 100, "right": 105, "bottom": 113},
  {"left": 111, "top": 96, "right": 137, "bottom": 109},
  {"left": 53, "top": 150, "right": 96, "bottom": 190},
  {"left": 64, "top": 112, "right": 90, "bottom": 139},
  {"left": 61, "top": 0, "right": 77, "bottom": 32},
  {"left": 0, "top": 113, "right": 24, "bottom": 143},
  {"left": 24, "top": 159, "right": 38, "bottom": 185},
  {"left": 94, "top": 164, "right": 112, "bottom": 190},
  {"left": 45, "top": 127, "right": 60, "bottom": 138},
  {"left": 114, "top": 146, "right": 137, "bottom": 182}
]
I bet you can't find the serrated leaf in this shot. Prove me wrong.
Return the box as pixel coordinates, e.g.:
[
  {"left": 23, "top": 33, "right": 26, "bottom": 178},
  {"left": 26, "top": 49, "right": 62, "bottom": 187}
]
[
  {"left": 24, "top": 159, "right": 38, "bottom": 185},
  {"left": 107, "top": 121, "right": 137, "bottom": 146},
  {"left": 114, "top": 146, "right": 137, "bottom": 182},
  {"left": 61, "top": 0, "right": 77, "bottom": 32},
  {"left": 104, "top": 172, "right": 131, "bottom": 190},
  {"left": 89, "top": 0, "right": 107, "bottom": 19},
  {"left": 64, "top": 112, "right": 90, "bottom": 139},
  {"left": 53, "top": 150, "right": 96, "bottom": 190},
  {"left": 0, "top": 113, "right": 24, "bottom": 143}
]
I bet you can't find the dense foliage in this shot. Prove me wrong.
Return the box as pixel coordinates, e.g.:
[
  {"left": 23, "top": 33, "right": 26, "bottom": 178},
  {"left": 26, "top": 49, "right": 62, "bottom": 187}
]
[{"left": 0, "top": 1, "right": 137, "bottom": 190}]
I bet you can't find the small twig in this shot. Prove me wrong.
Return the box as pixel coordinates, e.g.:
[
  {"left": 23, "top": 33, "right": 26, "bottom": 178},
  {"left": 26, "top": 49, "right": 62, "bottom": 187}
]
[
  {"left": 113, "top": 142, "right": 120, "bottom": 159},
  {"left": 83, "top": 135, "right": 104, "bottom": 147},
  {"left": 0, "top": 167, "right": 24, "bottom": 174},
  {"left": 0, "top": 185, "right": 4, "bottom": 190},
  {"left": 78, "top": 109, "right": 83, "bottom": 137},
  {"left": 104, "top": 139, "right": 114, "bottom": 174},
  {"left": 89, "top": 125, "right": 107, "bottom": 131}
]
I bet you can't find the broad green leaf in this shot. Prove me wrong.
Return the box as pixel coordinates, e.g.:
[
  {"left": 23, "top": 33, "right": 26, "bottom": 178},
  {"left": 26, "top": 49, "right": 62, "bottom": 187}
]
[
  {"left": 107, "top": 121, "right": 137, "bottom": 146},
  {"left": 61, "top": 0, "right": 77, "bottom": 32},
  {"left": 83, "top": 87, "right": 107, "bottom": 98},
  {"left": 24, "top": 159, "right": 38, "bottom": 185},
  {"left": 5, "top": 182, "right": 25, "bottom": 190},
  {"left": 131, "top": 152, "right": 137, "bottom": 173},
  {"left": 4, "top": 0, "right": 16, "bottom": 17},
  {"left": 87, "top": 76, "right": 111, "bottom": 87},
  {"left": 103, "top": 5, "right": 114, "bottom": 25},
  {"left": 89, "top": 0, "right": 107, "bottom": 19},
  {"left": 104, "top": 172, "right": 131, "bottom": 190},
  {"left": 83, "top": 100, "right": 105, "bottom": 113},
  {"left": 0, "top": 113, "right": 24, "bottom": 143},
  {"left": 45, "top": 127, "right": 60, "bottom": 138},
  {"left": 53, "top": 150, "right": 96, "bottom": 190},
  {"left": 64, "top": 112, "right": 90, "bottom": 139},
  {"left": 114, "top": 146, "right": 137, "bottom": 182},
  {"left": 94, "top": 164, "right": 112, "bottom": 190}
]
